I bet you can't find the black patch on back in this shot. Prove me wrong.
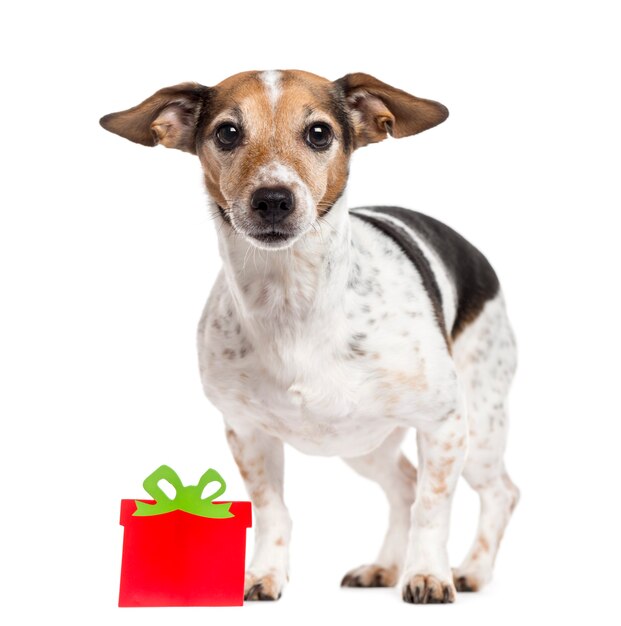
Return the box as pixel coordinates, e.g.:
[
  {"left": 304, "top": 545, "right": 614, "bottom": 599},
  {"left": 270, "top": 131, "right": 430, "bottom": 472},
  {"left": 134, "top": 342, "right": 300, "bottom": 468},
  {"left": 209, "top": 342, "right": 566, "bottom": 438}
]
[
  {"left": 350, "top": 210, "right": 449, "bottom": 346},
  {"left": 352, "top": 206, "right": 500, "bottom": 338}
]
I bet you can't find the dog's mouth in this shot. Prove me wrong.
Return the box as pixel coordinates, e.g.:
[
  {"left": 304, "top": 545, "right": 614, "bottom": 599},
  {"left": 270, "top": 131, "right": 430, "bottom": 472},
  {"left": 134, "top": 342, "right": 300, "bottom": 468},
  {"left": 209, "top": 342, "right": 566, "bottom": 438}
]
[
  {"left": 222, "top": 201, "right": 313, "bottom": 250},
  {"left": 252, "top": 231, "right": 292, "bottom": 243},
  {"left": 247, "top": 229, "right": 297, "bottom": 249}
]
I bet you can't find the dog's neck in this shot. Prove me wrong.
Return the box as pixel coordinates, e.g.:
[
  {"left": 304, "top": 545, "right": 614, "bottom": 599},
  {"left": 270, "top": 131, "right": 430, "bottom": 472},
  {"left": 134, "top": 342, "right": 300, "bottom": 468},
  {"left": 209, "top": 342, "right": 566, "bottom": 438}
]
[{"left": 214, "top": 194, "right": 352, "bottom": 337}]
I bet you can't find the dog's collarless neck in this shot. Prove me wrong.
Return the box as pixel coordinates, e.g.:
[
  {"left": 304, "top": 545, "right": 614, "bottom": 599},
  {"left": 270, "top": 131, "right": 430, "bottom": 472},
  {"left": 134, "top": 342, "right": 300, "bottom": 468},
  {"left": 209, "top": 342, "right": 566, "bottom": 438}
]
[{"left": 215, "top": 195, "right": 352, "bottom": 326}]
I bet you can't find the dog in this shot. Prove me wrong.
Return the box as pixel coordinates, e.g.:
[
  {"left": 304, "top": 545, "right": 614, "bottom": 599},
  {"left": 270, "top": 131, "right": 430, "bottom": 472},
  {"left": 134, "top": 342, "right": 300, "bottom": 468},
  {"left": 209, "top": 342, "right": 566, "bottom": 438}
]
[{"left": 101, "top": 69, "right": 519, "bottom": 604}]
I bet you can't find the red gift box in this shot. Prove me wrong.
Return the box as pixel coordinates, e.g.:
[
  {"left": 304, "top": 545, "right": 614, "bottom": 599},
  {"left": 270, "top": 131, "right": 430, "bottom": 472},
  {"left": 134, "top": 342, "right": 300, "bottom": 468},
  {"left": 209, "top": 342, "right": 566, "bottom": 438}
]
[{"left": 119, "top": 498, "right": 252, "bottom": 607}]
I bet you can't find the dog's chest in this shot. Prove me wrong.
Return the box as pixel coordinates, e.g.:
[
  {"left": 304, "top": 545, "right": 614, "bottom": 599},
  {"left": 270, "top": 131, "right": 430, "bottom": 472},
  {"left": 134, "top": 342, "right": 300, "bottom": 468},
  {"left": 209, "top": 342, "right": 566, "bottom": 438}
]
[
  {"left": 200, "top": 328, "right": 425, "bottom": 457},
  {"left": 198, "top": 232, "right": 453, "bottom": 457}
]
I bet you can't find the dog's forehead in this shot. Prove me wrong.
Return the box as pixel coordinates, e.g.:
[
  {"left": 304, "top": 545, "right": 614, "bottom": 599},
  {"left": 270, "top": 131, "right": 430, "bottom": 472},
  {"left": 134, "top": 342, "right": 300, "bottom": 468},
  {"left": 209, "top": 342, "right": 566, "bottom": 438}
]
[{"left": 212, "top": 70, "right": 336, "bottom": 116}]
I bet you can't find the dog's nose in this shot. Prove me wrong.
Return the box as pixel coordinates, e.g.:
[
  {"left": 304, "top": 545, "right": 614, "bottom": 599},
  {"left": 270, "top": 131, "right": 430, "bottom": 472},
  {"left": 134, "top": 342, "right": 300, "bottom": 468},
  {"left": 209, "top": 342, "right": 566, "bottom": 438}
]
[{"left": 250, "top": 187, "right": 295, "bottom": 223}]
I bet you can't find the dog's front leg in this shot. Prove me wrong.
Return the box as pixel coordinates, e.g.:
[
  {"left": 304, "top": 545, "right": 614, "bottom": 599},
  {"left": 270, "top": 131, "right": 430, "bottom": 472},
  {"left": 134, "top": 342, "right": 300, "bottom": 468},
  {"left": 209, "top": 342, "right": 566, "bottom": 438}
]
[
  {"left": 402, "top": 408, "right": 468, "bottom": 604},
  {"left": 225, "top": 424, "right": 291, "bottom": 601}
]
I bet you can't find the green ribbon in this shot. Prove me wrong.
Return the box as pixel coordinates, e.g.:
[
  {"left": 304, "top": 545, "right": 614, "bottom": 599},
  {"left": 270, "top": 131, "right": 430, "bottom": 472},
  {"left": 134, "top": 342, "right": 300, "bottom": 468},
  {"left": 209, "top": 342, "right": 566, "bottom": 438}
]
[{"left": 133, "top": 465, "right": 234, "bottom": 518}]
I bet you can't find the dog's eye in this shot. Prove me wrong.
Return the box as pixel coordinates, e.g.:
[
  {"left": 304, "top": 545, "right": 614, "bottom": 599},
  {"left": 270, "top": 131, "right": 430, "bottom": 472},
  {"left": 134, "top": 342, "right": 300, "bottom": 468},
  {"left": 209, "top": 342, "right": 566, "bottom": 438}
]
[
  {"left": 306, "top": 123, "right": 333, "bottom": 150},
  {"left": 215, "top": 124, "right": 241, "bottom": 150}
]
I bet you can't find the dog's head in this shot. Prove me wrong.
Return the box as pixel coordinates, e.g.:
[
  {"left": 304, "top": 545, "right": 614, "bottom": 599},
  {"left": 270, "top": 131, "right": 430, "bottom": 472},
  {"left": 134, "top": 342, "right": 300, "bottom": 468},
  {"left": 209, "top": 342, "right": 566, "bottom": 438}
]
[{"left": 101, "top": 70, "right": 447, "bottom": 250}]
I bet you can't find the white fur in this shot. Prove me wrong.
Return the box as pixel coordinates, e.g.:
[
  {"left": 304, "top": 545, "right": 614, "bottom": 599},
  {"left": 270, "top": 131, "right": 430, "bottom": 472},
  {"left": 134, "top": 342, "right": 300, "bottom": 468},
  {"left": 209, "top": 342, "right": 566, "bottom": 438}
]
[
  {"left": 352, "top": 208, "right": 458, "bottom": 333},
  {"left": 260, "top": 70, "right": 281, "bottom": 110}
]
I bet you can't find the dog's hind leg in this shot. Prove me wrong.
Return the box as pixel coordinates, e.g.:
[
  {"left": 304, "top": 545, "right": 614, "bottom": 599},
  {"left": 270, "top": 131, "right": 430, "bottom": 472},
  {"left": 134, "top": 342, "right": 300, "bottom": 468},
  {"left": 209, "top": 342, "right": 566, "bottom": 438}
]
[
  {"left": 453, "top": 463, "right": 519, "bottom": 592},
  {"left": 225, "top": 424, "right": 292, "bottom": 601},
  {"left": 451, "top": 294, "right": 520, "bottom": 592},
  {"left": 341, "top": 428, "right": 417, "bottom": 588}
]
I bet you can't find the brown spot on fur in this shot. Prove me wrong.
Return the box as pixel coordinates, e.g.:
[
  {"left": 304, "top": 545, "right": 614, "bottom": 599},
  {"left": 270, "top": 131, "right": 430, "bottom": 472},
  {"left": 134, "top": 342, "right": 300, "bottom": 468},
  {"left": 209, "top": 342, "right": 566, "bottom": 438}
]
[
  {"left": 469, "top": 535, "right": 491, "bottom": 563},
  {"left": 226, "top": 427, "right": 253, "bottom": 482},
  {"left": 427, "top": 456, "right": 456, "bottom": 495},
  {"left": 397, "top": 454, "right": 418, "bottom": 485},
  {"left": 432, "top": 482, "right": 447, "bottom": 495},
  {"left": 502, "top": 472, "right": 520, "bottom": 513},
  {"left": 252, "top": 486, "right": 267, "bottom": 508},
  {"left": 275, "top": 537, "right": 285, "bottom": 547},
  {"left": 378, "top": 363, "right": 428, "bottom": 394},
  {"left": 453, "top": 572, "right": 481, "bottom": 593},
  {"left": 402, "top": 574, "right": 455, "bottom": 604},
  {"left": 341, "top": 564, "right": 399, "bottom": 588},
  {"left": 244, "top": 571, "right": 282, "bottom": 601}
]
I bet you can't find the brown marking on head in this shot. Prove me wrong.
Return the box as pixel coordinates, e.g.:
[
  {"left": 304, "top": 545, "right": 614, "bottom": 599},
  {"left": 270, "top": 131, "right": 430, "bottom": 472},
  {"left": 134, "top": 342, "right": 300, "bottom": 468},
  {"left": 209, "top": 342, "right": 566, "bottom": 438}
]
[
  {"left": 335, "top": 73, "right": 448, "bottom": 148},
  {"left": 99, "top": 82, "right": 210, "bottom": 152},
  {"left": 275, "top": 537, "right": 286, "bottom": 547},
  {"left": 101, "top": 70, "right": 447, "bottom": 251},
  {"left": 195, "top": 70, "right": 353, "bottom": 244}
]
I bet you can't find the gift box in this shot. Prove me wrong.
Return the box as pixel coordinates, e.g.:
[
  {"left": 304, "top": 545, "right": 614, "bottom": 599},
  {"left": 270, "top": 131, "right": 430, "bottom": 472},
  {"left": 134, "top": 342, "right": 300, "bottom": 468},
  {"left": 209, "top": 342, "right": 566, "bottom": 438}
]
[{"left": 119, "top": 465, "right": 252, "bottom": 607}]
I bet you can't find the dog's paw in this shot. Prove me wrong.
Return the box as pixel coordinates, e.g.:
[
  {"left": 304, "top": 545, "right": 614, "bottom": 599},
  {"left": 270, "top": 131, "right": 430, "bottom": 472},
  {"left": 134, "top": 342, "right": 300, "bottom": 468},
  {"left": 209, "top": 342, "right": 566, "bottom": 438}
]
[
  {"left": 401, "top": 573, "right": 456, "bottom": 604},
  {"left": 244, "top": 570, "right": 285, "bottom": 601},
  {"left": 341, "top": 564, "right": 398, "bottom": 588},
  {"left": 452, "top": 567, "right": 487, "bottom": 592}
]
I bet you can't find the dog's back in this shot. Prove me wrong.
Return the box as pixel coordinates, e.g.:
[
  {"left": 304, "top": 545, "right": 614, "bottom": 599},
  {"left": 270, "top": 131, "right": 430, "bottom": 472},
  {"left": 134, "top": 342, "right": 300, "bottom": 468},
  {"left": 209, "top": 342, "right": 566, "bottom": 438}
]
[{"left": 351, "top": 206, "right": 500, "bottom": 341}]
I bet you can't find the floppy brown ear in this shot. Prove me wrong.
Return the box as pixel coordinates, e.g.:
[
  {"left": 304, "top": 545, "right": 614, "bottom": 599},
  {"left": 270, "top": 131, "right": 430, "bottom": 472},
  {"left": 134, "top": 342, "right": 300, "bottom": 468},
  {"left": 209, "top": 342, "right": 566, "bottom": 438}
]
[
  {"left": 99, "top": 82, "right": 210, "bottom": 153},
  {"left": 335, "top": 73, "right": 448, "bottom": 148}
]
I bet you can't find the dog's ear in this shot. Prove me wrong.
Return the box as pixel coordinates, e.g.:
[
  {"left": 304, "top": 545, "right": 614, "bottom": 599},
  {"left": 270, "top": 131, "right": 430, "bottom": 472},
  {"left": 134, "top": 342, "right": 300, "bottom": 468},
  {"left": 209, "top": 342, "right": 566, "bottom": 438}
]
[
  {"left": 99, "top": 83, "right": 210, "bottom": 154},
  {"left": 335, "top": 73, "right": 448, "bottom": 149}
]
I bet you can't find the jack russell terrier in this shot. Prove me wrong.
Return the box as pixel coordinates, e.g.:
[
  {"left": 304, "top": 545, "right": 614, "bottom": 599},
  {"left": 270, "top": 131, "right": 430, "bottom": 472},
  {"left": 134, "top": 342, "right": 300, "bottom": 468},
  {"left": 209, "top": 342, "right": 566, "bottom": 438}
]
[{"left": 101, "top": 69, "right": 519, "bottom": 604}]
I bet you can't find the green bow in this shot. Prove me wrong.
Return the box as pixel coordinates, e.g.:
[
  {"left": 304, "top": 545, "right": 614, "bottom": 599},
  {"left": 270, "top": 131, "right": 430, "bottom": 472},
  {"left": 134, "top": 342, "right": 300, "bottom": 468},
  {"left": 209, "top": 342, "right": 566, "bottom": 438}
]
[{"left": 133, "top": 465, "right": 234, "bottom": 518}]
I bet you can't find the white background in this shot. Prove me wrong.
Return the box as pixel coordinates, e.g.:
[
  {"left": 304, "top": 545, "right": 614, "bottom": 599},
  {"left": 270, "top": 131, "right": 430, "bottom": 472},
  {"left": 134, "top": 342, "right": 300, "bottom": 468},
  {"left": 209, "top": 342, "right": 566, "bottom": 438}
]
[{"left": 2, "top": 1, "right": 620, "bottom": 624}]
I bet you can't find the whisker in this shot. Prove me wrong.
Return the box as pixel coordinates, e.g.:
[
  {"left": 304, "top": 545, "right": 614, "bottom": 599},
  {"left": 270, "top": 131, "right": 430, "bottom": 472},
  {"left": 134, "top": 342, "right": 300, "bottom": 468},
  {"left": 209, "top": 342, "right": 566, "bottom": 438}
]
[{"left": 242, "top": 241, "right": 252, "bottom": 274}]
